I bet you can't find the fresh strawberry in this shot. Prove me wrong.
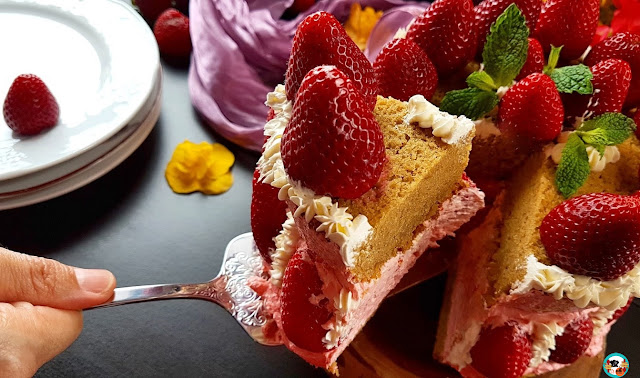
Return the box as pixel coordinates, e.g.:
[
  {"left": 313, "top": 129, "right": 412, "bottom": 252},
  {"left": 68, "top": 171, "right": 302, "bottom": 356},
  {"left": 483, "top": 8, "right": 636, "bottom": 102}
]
[
  {"left": 374, "top": 38, "right": 438, "bottom": 101},
  {"left": 470, "top": 324, "right": 532, "bottom": 378},
  {"left": 610, "top": 298, "right": 634, "bottom": 322},
  {"left": 3, "top": 74, "right": 59, "bottom": 135},
  {"left": 406, "top": 0, "right": 477, "bottom": 77},
  {"left": 498, "top": 73, "right": 564, "bottom": 141},
  {"left": 281, "top": 66, "right": 385, "bottom": 199},
  {"left": 135, "top": 0, "right": 172, "bottom": 24},
  {"left": 549, "top": 316, "right": 593, "bottom": 364},
  {"left": 289, "top": 0, "right": 315, "bottom": 14},
  {"left": 585, "top": 32, "right": 640, "bottom": 108},
  {"left": 563, "top": 59, "right": 632, "bottom": 119},
  {"left": 475, "top": 0, "right": 541, "bottom": 53},
  {"left": 153, "top": 8, "right": 192, "bottom": 59},
  {"left": 280, "top": 248, "right": 333, "bottom": 352},
  {"left": 516, "top": 38, "right": 545, "bottom": 80},
  {"left": 285, "top": 12, "right": 377, "bottom": 109},
  {"left": 250, "top": 169, "right": 289, "bottom": 264},
  {"left": 533, "top": 0, "right": 599, "bottom": 60},
  {"left": 540, "top": 193, "right": 640, "bottom": 281}
]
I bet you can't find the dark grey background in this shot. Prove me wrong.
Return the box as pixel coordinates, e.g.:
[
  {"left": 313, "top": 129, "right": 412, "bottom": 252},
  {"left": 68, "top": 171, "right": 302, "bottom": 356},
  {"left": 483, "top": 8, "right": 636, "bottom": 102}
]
[{"left": 0, "top": 63, "right": 637, "bottom": 378}]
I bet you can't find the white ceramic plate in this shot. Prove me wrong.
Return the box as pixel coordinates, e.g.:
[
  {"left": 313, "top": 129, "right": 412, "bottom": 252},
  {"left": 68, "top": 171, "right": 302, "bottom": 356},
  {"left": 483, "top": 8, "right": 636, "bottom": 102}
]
[
  {"left": 0, "top": 0, "right": 159, "bottom": 180},
  {"left": 0, "top": 79, "right": 162, "bottom": 210}
]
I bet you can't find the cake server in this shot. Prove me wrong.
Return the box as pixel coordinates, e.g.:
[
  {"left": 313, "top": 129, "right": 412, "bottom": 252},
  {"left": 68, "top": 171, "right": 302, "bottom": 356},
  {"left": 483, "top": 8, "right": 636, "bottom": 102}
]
[{"left": 87, "top": 232, "right": 280, "bottom": 346}]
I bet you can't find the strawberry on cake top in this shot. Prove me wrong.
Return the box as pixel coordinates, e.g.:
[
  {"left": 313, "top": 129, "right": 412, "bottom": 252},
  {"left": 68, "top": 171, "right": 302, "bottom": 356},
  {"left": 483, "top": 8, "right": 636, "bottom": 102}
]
[{"left": 249, "top": 11, "right": 485, "bottom": 371}]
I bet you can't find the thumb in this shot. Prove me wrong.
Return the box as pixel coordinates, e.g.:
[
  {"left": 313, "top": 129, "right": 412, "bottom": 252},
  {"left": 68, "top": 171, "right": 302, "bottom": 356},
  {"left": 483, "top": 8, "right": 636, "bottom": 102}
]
[
  {"left": 0, "top": 248, "right": 116, "bottom": 310},
  {"left": 0, "top": 303, "right": 82, "bottom": 377}
]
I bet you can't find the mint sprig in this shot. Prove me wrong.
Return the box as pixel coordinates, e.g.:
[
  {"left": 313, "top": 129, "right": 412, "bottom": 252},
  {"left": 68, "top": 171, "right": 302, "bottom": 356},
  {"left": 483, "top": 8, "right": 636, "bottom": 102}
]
[
  {"left": 440, "top": 88, "right": 499, "bottom": 120},
  {"left": 466, "top": 71, "right": 498, "bottom": 91},
  {"left": 544, "top": 45, "right": 593, "bottom": 94},
  {"left": 554, "top": 113, "right": 635, "bottom": 198},
  {"left": 482, "top": 4, "right": 529, "bottom": 87}
]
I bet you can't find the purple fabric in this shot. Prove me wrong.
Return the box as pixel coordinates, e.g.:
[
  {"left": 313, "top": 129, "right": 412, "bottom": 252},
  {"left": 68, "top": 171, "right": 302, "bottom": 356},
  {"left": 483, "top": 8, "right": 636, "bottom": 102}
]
[
  {"left": 188, "top": 0, "right": 427, "bottom": 151},
  {"left": 364, "top": 5, "right": 428, "bottom": 62}
]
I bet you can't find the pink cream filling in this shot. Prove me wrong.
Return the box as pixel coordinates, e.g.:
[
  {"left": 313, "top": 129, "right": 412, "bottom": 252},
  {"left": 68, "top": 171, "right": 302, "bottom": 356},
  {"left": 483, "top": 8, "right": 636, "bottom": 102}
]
[
  {"left": 256, "top": 179, "right": 485, "bottom": 368},
  {"left": 438, "top": 201, "right": 615, "bottom": 377}
]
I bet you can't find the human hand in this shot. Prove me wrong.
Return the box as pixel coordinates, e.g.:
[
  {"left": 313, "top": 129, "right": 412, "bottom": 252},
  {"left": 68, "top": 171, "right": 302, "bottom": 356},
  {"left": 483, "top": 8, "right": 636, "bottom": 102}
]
[{"left": 0, "top": 247, "right": 116, "bottom": 377}]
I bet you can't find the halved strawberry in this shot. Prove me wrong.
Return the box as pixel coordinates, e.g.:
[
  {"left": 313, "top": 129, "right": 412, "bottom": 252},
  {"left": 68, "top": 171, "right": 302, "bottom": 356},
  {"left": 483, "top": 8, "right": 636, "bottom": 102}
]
[
  {"left": 280, "top": 248, "right": 333, "bottom": 352},
  {"left": 406, "top": 0, "right": 477, "bottom": 77},
  {"left": 562, "top": 59, "right": 632, "bottom": 119},
  {"left": 533, "top": 0, "right": 599, "bottom": 60},
  {"left": 516, "top": 38, "right": 544, "bottom": 81},
  {"left": 498, "top": 73, "right": 564, "bottom": 142},
  {"left": 284, "top": 12, "right": 377, "bottom": 109},
  {"left": 281, "top": 66, "right": 385, "bottom": 199},
  {"left": 540, "top": 193, "right": 640, "bottom": 281},
  {"left": 374, "top": 38, "right": 438, "bottom": 101},
  {"left": 250, "top": 168, "right": 289, "bottom": 264},
  {"left": 475, "top": 0, "right": 541, "bottom": 53},
  {"left": 585, "top": 32, "right": 640, "bottom": 108},
  {"left": 549, "top": 316, "right": 593, "bottom": 364},
  {"left": 470, "top": 324, "right": 532, "bottom": 378}
]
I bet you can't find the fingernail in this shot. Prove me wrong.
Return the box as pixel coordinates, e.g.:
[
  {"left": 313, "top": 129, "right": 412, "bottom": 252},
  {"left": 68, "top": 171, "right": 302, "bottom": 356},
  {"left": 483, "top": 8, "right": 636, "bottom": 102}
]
[{"left": 74, "top": 268, "right": 115, "bottom": 294}]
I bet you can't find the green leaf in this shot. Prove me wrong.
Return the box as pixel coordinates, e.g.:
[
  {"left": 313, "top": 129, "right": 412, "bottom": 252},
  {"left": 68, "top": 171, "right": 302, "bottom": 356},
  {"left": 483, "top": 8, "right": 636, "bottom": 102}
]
[
  {"left": 466, "top": 71, "right": 497, "bottom": 91},
  {"left": 440, "top": 88, "right": 499, "bottom": 120},
  {"left": 482, "top": 4, "right": 530, "bottom": 87},
  {"left": 576, "top": 113, "right": 635, "bottom": 145},
  {"left": 592, "top": 144, "right": 606, "bottom": 157},
  {"left": 543, "top": 45, "right": 563, "bottom": 74},
  {"left": 556, "top": 133, "right": 591, "bottom": 198},
  {"left": 549, "top": 64, "right": 593, "bottom": 94}
]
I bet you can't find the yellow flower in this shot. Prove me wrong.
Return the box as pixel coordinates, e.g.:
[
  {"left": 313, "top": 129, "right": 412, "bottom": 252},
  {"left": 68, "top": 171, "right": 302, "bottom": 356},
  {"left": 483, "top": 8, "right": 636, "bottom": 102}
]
[
  {"left": 165, "top": 140, "right": 235, "bottom": 195},
  {"left": 344, "top": 3, "right": 383, "bottom": 51}
]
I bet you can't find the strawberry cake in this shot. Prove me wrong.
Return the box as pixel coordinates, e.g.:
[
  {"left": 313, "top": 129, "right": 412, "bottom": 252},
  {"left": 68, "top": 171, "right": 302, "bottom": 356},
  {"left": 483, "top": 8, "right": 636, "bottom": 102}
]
[{"left": 249, "top": 12, "right": 485, "bottom": 371}]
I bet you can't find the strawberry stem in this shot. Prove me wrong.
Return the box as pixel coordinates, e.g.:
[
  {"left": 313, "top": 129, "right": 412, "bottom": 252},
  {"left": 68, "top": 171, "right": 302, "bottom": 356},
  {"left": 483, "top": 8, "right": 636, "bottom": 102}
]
[{"left": 544, "top": 45, "right": 563, "bottom": 75}]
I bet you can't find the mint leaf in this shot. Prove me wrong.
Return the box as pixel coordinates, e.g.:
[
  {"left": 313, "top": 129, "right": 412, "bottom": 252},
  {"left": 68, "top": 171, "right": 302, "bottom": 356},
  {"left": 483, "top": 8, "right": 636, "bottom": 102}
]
[
  {"left": 440, "top": 88, "right": 499, "bottom": 120},
  {"left": 549, "top": 64, "right": 593, "bottom": 94},
  {"left": 556, "top": 133, "right": 591, "bottom": 198},
  {"left": 482, "top": 4, "right": 529, "bottom": 87},
  {"left": 577, "top": 113, "right": 635, "bottom": 145},
  {"left": 592, "top": 144, "right": 606, "bottom": 157},
  {"left": 543, "top": 45, "right": 563, "bottom": 74},
  {"left": 467, "top": 71, "right": 497, "bottom": 91}
]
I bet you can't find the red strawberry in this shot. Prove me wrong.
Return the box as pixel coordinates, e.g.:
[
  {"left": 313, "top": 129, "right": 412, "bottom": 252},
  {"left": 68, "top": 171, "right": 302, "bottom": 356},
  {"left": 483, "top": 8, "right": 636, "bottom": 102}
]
[
  {"left": 285, "top": 12, "right": 377, "bottom": 109},
  {"left": 3, "top": 74, "right": 59, "bottom": 135},
  {"left": 153, "top": 8, "right": 192, "bottom": 59},
  {"left": 470, "top": 324, "right": 532, "bottom": 378},
  {"left": 540, "top": 193, "right": 640, "bottom": 281},
  {"left": 135, "top": 0, "right": 172, "bottom": 24},
  {"left": 610, "top": 298, "right": 634, "bottom": 322},
  {"left": 498, "top": 73, "right": 564, "bottom": 141},
  {"left": 281, "top": 66, "right": 385, "bottom": 199},
  {"left": 563, "top": 59, "right": 632, "bottom": 119},
  {"left": 374, "top": 38, "right": 438, "bottom": 101},
  {"left": 250, "top": 168, "right": 289, "bottom": 264},
  {"left": 475, "top": 0, "right": 541, "bottom": 53},
  {"left": 533, "top": 0, "right": 599, "bottom": 60},
  {"left": 549, "top": 316, "right": 593, "bottom": 364},
  {"left": 406, "top": 0, "right": 477, "bottom": 77},
  {"left": 516, "top": 38, "right": 545, "bottom": 80},
  {"left": 280, "top": 248, "right": 333, "bottom": 352},
  {"left": 585, "top": 32, "right": 640, "bottom": 108}
]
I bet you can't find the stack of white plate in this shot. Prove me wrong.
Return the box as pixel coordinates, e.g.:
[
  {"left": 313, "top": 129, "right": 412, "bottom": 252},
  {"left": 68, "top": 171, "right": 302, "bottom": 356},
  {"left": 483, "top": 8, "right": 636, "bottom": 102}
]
[{"left": 0, "top": 0, "right": 161, "bottom": 210}]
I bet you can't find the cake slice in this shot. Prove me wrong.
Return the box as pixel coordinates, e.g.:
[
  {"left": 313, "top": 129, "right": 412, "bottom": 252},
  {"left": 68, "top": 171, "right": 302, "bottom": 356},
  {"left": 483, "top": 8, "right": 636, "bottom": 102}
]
[{"left": 435, "top": 136, "right": 640, "bottom": 377}]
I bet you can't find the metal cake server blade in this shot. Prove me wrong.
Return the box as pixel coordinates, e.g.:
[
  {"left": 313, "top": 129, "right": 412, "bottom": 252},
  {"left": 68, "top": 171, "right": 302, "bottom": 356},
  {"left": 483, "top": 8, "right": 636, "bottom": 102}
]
[{"left": 88, "top": 232, "right": 280, "bottom": 346}]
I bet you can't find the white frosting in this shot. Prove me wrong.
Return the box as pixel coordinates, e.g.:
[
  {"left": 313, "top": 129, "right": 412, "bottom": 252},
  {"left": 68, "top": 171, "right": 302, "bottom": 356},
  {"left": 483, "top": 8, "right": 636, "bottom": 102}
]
[
  {"left": 548, "top": 131, "right": 620, "bottom": 172},
  {"left": 404, "top": 95, "right": 475, "bottom": 145},
  {"left": 529, "top": 322, "right": 565, "bottom": 367},
  {"left": 512, "top": 255, "right": 640, "bottom": 311},
  {"left": 323, "top": 288, "right": 358, "bottom": 349},
  {"left": 496, "top": 85, "right": 510, "bottom": 99},
  {"left": 269, "top": 213, "right": 300, "bottom": 287},
  {"left": 258, "top": 85, "right": 373, "bottom": 268},
  {"left": 474, "top": 117, "right": 501, "bottom": 138},
  {"left": 591, "top": 307, "right": 615, "bottom": 331}
]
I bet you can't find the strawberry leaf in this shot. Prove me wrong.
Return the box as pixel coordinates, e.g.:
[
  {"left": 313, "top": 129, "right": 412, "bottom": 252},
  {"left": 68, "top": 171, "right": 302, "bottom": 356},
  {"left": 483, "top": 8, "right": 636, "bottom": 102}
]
[
  {"left": 543, "top": 45, "right": 563, "bottom": 74},
  {"left": 577, "top": 113, "right": 635, "bottom": 145},
  {"left": 482, "top": 4, "right": 529, "bottom": 87},
  {"left": 549, "top": 64, "right": 593, "bottom": 94},
  {"left": 467, "top": 71, "right": 497, "bottom": 91},
  {"left": 556, "top": 133, "right": 590, "bottom": 198},
  {"left": 440, "top": 88, "right": 499, "bottom": 120}
]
